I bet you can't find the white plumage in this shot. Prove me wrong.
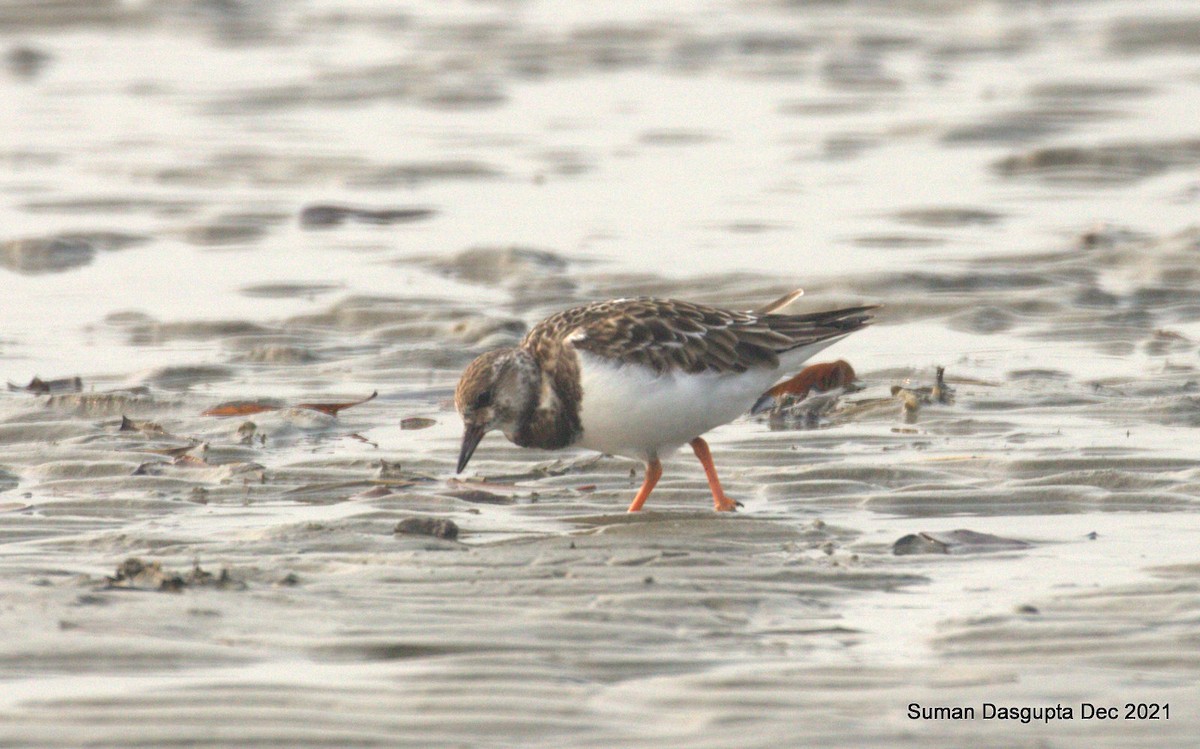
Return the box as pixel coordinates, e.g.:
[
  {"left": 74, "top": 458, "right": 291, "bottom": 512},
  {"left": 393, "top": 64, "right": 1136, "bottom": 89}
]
[{"left": 574, "top": 338, "right": 845, "bottom": 461}]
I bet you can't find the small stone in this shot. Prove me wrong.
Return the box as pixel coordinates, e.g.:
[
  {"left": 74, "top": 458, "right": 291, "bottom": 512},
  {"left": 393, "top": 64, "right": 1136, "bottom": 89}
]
[
  {"left": 6, "top": 46, "right": 52, "bottom": 79},
  {"left": 394, "top": 517, "right": 459, "bottom": 540},
  {"left": 893, "top": 533, "right": 950, "bottom": 555},
  {"left": 236, "top": 421, "right": 257, "bottom": 443}
]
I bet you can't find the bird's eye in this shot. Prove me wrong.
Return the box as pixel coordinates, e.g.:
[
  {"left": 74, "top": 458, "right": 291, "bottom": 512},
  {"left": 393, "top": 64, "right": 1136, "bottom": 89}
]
[{"left": 473, "top": 391, "right": 493, "bottom": 409}]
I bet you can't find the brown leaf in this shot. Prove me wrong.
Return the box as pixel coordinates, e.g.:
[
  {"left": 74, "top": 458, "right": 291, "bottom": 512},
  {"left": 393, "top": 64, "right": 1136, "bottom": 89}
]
[
  {"left": 202, "top": 401, "right": 282, "bottom": 417},
  {"left": 400, "top": 416, "right": 436, "bottom": 430},
  {"left": 203, "top": 391, "right": 377, "bottom": 418},
  {"left": 767, "top": 360, "right": 857, "bottom": 400},
  {"left": 296, "top": 390, "right": 377, "bottom": 416}
]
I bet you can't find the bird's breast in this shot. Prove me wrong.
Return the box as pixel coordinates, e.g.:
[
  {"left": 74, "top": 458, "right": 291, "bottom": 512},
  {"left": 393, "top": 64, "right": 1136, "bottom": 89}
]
[{"left": 510, "top": 344, "right": 583, "bottom": 451}]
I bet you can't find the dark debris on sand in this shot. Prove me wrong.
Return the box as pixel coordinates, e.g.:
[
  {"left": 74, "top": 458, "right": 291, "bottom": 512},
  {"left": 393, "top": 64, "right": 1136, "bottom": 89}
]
[
  {"left": 890, "top": 365, "right": 955, "bottom": 423},
  {"left": 6, "top": 375, "right": 83, "bottom": 395},
  {"left": 300, "top": 203, "right": 437, "bottom": 228},
  {"left": 104, "top": 558, "right": 246, "bottom": 592},
  {"left": 893, "top": 530, "right": 1032, "bottom": 556},
  {"left": 394, "top": 517, "right": 460, "bottom": 540}
]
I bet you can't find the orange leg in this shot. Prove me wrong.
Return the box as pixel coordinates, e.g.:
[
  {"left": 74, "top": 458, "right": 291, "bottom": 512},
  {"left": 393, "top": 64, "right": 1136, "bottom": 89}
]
[
  {"left": 626, "top": 459, "right": 663, "bottom": 513},
  {"left": 690, "top": 437, "right": 741, "bottom": 512}
]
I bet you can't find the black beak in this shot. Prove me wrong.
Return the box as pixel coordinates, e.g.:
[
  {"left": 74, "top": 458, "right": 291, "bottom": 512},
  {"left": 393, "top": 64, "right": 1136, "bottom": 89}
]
[{"left": 457, "top": 423, "right": 486, "bottom": 473}]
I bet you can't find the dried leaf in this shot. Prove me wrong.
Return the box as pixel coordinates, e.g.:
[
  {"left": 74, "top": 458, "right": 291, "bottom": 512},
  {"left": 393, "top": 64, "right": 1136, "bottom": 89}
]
[
  {"left": 202, "top": 401, "right": 282, "bottom": 417},
  {"left": 296, "top": 390, "right": 377, "bottom": 416},
  {"left": 752, "top": 360, "right": 858, "bottom": 415},
  {"left": 346, "top": 433, "right": 379, "bottom": 448},
  {"left": 400, "top": 416, "right": 436, "bottom": 430},
  {"left": 204, "top": 391, "right": 377, "bottom": 418},
  {"left": 767, "top": 360, "right": 856, "bottom": 400}
]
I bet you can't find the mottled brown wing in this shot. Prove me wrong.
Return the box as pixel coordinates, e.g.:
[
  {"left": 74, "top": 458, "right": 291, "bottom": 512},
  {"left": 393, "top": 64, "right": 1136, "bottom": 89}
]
[{"left": 524, "top": 298, "right": 876, "bottom": 375}]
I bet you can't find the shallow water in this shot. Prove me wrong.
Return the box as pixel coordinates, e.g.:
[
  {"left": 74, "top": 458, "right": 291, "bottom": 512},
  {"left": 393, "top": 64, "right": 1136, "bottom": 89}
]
[{"left": 3, "top": 1, "right": 1200, "bottom": 746}]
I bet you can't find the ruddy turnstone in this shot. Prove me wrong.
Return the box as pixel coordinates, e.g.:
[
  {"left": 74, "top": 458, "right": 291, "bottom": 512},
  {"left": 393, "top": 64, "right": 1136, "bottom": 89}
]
[{"left": 455, "top": 290, "right": 876, "bottom": 512}]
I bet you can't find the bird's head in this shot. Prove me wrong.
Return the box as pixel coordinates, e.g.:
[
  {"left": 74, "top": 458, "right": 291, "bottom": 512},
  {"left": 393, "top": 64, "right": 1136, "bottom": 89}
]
[{"left": 453, "top": 348, "right": 538, "bottom": 472}]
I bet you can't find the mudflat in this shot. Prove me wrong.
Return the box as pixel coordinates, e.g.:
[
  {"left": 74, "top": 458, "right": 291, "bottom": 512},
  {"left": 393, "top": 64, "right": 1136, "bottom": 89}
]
[{"left": 2, "top": 1, "right": 1199, "bottom": 746}]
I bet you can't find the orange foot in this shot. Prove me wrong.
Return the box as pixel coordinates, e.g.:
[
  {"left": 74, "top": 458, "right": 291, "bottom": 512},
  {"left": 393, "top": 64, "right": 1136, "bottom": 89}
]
[
  {"left": 713, "top": 493, "right": 742, "bottom": 512},
  {"left": 689, "top": 437, "right": 741, "bottom": 513}
]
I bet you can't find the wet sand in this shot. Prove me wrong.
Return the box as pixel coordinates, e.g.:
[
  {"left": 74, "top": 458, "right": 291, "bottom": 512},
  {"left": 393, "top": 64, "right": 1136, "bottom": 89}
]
[{"left": 3, "top": 1, "right": 1200, "bottom": 746}]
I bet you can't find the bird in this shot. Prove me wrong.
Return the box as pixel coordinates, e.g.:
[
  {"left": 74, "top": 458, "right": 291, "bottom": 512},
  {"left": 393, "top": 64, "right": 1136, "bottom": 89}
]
[{"left": 454, "top": 290, "right": 876, "bottom": 512}]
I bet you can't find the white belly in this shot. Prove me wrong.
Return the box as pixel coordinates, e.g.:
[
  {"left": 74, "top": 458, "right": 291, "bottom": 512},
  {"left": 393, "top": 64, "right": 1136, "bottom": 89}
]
[
  {"left": 574, "top": 351, "right": 778, "bottom": 461},
  {"left": 573, "top": 339, "right": 845, "bottom": 461}
]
